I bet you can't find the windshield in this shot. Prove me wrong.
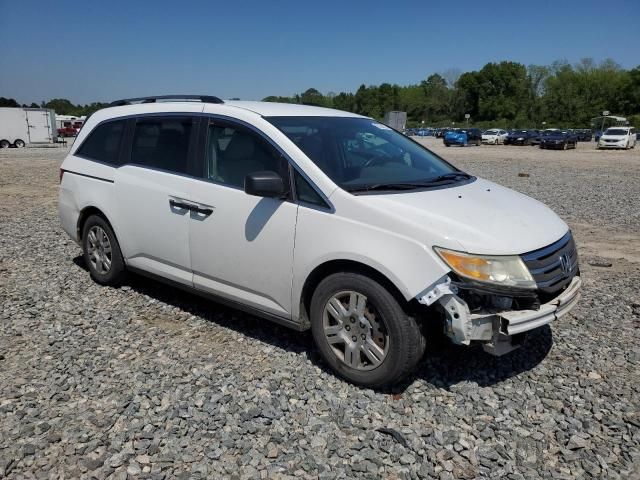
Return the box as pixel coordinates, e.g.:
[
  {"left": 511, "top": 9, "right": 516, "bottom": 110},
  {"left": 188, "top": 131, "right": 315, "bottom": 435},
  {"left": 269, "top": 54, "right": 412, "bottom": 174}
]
[
  {"left": 605, "top": 128, "right": 628, "bottom": 136},
  {"left": 267, "top": 116, "right": 463, "bottom": 191}
]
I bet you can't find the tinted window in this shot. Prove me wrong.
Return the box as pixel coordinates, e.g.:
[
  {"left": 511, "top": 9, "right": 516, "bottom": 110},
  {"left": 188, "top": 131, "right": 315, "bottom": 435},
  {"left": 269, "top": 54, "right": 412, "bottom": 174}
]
[
  {"left": 77, "top": 120, "right": 125, "bottom": 164},
  {"left": 267, "top": 117, "right": 457, "bottom": 191},
  {"left": 131, "top": 118, "right": 193, "bottom": 174},
  {"left": 205, "top": 123, "right": 286, "bottom": 188},
  {"left": 294, "top": 170, "right": 326, "bottom": 207}
]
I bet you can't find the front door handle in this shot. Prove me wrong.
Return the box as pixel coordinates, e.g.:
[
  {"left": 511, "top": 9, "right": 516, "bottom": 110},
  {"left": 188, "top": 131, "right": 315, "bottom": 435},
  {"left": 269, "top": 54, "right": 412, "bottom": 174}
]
[{"left": 169, "top": 199, "right": 193, "bottom": 211}]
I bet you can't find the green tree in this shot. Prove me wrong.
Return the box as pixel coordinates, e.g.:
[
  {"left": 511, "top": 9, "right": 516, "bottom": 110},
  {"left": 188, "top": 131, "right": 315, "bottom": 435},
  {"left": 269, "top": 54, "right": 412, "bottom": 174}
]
[{"left": 0, "top": 97, "right": 19, "bottom": 107}]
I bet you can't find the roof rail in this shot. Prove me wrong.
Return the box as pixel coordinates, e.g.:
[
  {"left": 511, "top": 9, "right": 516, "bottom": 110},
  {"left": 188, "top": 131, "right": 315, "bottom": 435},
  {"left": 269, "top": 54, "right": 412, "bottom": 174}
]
[{"left": 109, "top": 95, "right": 224, "bottom": 107}]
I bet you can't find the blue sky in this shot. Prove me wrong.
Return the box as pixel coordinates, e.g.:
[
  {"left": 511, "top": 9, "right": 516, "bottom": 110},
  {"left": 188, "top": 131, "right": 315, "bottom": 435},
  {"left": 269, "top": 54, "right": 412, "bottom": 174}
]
[{"left": 1, "top": 0, "right": 638, "bottom": 105}]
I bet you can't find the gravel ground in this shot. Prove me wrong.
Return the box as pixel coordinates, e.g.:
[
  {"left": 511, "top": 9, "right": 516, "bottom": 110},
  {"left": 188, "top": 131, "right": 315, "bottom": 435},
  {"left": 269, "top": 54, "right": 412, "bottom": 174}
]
[{"left": 1, "top": 140, "right": 639, "bottom": 479}]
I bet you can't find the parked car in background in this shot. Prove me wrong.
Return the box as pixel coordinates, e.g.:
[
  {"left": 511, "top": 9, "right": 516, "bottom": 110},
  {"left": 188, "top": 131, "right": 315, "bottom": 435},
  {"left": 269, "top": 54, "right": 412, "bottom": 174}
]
[
  {"left": 57, "top": 126, "right": 78, "bottom": 137},
  {"left": 59, "top": 95, "right": 581, "bottom": 387},
  {"left": 575, "top": 129, "right": 592, "bottom": 141},
  {"left": 481, "top": 129, "right": 509, "bottom": 144},
  {"left": 597, "top": 127, "right": 637, "bottom": 149},
  {"left": 540, "top": 130, "right": 578, "bottom": 150},
  {"left": 444, "top": 128, "right": 482, "bottom": 146},
  {"left": 504, "top": 130, "right": 537, "bottom": 145}
]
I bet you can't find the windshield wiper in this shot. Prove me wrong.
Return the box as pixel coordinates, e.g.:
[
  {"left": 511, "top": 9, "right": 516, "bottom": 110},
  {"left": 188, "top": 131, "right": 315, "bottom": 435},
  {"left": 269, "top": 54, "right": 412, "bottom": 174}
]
[
  {"left": 346, "top": 173, "right": 473, "bottom": 193},
  {"left": 345, "top": 183, "right": 431, "bottom": 192},
  {"left": 428, "top": 172, "right": 473, "bottom": 182}
]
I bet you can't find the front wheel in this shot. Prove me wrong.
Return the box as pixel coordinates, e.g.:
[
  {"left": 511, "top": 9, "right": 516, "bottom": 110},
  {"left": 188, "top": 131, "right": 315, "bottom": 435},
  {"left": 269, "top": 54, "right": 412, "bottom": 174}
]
[
  {"left": 14, "top": 139, "right": 25, "bottom": 148},
  {"left": 310, "top": 272, "right": 425, "bottom": 388},
  {"left": 0, "top": 140, "right": 10, "bottom": 148}
]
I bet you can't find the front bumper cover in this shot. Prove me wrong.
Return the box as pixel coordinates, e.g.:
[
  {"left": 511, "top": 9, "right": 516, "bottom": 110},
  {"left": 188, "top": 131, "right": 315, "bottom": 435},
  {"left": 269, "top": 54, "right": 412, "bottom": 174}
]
[{"left": 417, "top": 275, "right": 582, "bottom": 355}]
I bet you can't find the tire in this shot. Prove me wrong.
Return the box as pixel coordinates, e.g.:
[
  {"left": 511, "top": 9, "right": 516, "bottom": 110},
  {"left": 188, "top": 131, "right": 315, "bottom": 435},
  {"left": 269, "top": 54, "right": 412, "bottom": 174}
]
[
  {"left": 310, "top": 272, "right": 425, "bottom": 388},
  {"left": 82, "top": 214, "right": 126, "bottom": 286},
  {"left": 0, "top": 140, "right": 10, "bottom": 149},
  {"left": 13, "top": 139, "right": 25, "bottom": 148},
  {"left": 563, "top": 142, "right": 568, "bottom": 150},
  {"left": 444, "top": 143, "right": 450, "bottom": 147}
]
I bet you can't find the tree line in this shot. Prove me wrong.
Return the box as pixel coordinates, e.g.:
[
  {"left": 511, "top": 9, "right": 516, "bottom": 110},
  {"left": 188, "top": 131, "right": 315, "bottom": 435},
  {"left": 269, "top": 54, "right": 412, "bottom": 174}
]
[
  {"left": 264, "top": 59, "right": 640, "bottom": 129},
  {"left": 2, "top": 58, "right": 638, "bottom": 128},
  {"left": 0, "top": 97, "right": 109, "bottom": 117}
]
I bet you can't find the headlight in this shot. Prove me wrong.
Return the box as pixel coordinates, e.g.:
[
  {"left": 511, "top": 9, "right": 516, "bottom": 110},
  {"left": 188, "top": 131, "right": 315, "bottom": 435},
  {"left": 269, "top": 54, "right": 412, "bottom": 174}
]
[{"left": 434, "top": 247, "right": 536, "bottom": 289}]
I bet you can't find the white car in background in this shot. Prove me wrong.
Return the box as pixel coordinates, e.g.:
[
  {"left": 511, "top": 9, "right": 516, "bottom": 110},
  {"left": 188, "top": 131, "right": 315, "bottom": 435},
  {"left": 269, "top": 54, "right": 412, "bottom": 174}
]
[
  {"left": 597, "top": 127, "right": 636, "bottom": 149},
  {"left": 481, "top": 129, "right": 509, "bottom": 144}
]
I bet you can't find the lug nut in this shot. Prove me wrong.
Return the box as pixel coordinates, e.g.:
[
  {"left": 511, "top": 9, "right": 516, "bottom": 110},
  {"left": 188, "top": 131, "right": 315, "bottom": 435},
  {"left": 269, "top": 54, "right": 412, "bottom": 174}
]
[
  {"left": 352, "top": 336, "right": 357, "bottom": 342},
  {"left": 361, "top": 334, "right": 366, "bottom": 340},
  {"left": 345, "top": 325, "right": 350, "bottom": 331},
  {"left": 350, "top": 318, "right": 356, "bottom": 323}
]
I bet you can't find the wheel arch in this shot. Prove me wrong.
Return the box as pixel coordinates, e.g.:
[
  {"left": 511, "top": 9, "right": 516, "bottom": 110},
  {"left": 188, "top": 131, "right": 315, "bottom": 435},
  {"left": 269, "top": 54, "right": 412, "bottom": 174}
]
[
  {"left": 299, "top": 259, "right": 411, "bottom": 327},
  {"left": 76, "top": 206, "right": 118, "bottom": 243}
]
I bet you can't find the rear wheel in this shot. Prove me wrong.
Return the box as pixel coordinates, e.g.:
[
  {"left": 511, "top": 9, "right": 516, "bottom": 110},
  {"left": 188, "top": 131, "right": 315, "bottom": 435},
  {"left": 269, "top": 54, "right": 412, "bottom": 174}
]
[
  {"left": 0, "top": 140, "right": 9, "bottom": 149},
  {"left": 310, "top": 272, "right": 425, "bottom": 388},
  {"left": 14, "top": 139, "right": 25, "bottom": 148},
  {"left": 82, "top": 215, "right": 126, "bottom": 286}
]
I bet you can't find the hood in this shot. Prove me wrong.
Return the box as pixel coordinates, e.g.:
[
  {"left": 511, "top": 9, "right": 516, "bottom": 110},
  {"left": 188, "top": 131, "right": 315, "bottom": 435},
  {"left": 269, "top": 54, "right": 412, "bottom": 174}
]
[
  {"left": 360, "top": 178, "right": 568, "bottom": 255},
  {"left": 543, "top": 134, "right": 567, "bottom": 140},
  {"left": 601, "top": 134, "right": 627, "bottom": 140}
]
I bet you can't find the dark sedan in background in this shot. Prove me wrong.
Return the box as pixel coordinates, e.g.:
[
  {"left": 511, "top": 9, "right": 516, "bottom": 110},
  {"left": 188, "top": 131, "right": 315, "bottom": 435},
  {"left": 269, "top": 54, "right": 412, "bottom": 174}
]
[
  {"left": 504, "top": 130, "right": 539, "bottom": 145},
  {"left": 540, "top": 130, "right": 578, "bottom": 150}
]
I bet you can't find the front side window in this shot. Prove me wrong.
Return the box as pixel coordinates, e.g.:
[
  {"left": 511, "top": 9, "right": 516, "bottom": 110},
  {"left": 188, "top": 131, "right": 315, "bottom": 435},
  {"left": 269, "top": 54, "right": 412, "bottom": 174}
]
[
  {"left": 130, "top": 118, "right": 193, "bottom": 174},
  {"left": 76, "top": 120, "right": 125, "bottom": 164},
  {"left": 294, "top": 170, "right": 326, "bottom": 207},
  {"left": 204, "top": 122, "right": 286, "bottom": 189},
  {"left": 267, "top": 116, "right": 464, "bottom": 192}
]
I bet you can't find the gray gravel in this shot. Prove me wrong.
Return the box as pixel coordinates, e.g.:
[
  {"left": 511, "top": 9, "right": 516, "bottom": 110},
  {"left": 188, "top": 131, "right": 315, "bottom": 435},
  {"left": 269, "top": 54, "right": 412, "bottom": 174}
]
[{"left": 1, "top": 142, "right": 639, "bottom": 479}]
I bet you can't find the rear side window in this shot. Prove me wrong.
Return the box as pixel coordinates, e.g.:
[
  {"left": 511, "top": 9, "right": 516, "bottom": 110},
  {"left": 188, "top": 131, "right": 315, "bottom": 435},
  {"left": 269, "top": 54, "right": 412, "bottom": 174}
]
[
  {"left": 77, "top": 120, "right": 125, "bottom": 164},
  {"left": 130, "top": 118, "right": 193, "bottom": 174}
]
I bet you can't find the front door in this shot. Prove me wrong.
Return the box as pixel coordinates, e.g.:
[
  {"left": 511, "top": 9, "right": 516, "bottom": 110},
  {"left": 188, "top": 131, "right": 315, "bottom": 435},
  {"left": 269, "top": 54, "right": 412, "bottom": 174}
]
[{"left": 187, "top": 120, "right": 298, "bottom": 317}]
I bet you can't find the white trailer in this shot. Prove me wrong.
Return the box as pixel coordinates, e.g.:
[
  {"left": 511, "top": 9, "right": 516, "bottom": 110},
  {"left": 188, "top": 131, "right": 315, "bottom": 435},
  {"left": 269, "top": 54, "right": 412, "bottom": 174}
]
[{"left": 0, "top": 107, "right": 57, "bottom": 148}]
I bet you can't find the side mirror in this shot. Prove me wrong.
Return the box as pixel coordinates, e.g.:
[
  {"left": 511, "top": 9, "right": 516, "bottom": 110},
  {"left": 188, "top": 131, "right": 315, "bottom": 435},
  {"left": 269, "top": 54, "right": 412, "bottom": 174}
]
[{"left": 244, "top": 171, "right": 286, "bottom": 198}]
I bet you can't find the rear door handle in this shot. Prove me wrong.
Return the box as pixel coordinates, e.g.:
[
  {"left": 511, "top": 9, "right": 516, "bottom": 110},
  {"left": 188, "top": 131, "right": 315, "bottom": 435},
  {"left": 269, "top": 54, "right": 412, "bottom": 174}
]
[{"left": 193, "top": 206, "right": 213, "bottom": 216}]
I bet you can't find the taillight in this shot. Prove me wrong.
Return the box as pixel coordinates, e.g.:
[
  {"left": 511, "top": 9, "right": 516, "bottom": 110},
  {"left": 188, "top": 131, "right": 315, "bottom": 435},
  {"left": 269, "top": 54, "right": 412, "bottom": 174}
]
[{"left": 59, "top": 169, "right": 65, "bottom": 183}]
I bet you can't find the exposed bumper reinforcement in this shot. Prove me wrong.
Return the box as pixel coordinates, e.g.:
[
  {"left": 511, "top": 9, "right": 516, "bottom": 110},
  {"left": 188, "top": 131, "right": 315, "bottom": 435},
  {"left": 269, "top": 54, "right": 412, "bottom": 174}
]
[{"left": 429, "top": 276, "right": 582, "bottom": 355}]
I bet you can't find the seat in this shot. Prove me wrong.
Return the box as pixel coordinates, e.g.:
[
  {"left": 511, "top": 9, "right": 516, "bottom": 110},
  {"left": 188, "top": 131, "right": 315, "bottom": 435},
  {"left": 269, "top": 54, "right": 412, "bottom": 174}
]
[
  {"left": 154, "top": 129, "right": 188, "bottom": 173},
  {"left": 219, "top": 131, "right": 277, "bottom": 187}
]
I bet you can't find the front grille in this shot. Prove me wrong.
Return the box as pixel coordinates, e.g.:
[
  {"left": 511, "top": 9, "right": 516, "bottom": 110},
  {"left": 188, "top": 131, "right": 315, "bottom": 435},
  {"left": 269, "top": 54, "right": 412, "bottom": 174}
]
[{"left": 521, "top": 232, "right": 579, "bottom": 296}]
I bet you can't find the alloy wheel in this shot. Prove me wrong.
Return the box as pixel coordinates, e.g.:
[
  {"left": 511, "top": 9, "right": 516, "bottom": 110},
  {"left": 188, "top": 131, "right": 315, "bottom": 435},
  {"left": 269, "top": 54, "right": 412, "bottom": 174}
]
[
  {"left": 322, "top": 290, "right": 389, "bottom": 370},
  {"left": 87, "top": 225, "right": 112, "bottom": 274}
]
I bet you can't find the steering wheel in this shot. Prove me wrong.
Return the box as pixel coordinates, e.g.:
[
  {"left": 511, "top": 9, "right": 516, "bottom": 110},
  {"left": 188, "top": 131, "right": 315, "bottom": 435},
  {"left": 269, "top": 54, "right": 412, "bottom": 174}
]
[{"left": 363, "top": 152, "right": 404, "bottom": 168}]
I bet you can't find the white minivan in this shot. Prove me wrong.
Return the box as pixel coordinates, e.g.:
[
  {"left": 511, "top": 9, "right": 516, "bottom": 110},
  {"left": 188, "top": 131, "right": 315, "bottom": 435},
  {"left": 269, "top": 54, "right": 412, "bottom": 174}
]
[{"left": 59, "top": 95, "right": 581, "bottom": 387}]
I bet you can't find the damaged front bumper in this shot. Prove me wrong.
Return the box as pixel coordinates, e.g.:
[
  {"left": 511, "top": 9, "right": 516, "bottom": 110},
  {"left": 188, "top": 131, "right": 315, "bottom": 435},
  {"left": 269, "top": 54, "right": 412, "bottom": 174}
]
[{"left": 417, "top": 275, "right": 582, "bottom": 356}]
